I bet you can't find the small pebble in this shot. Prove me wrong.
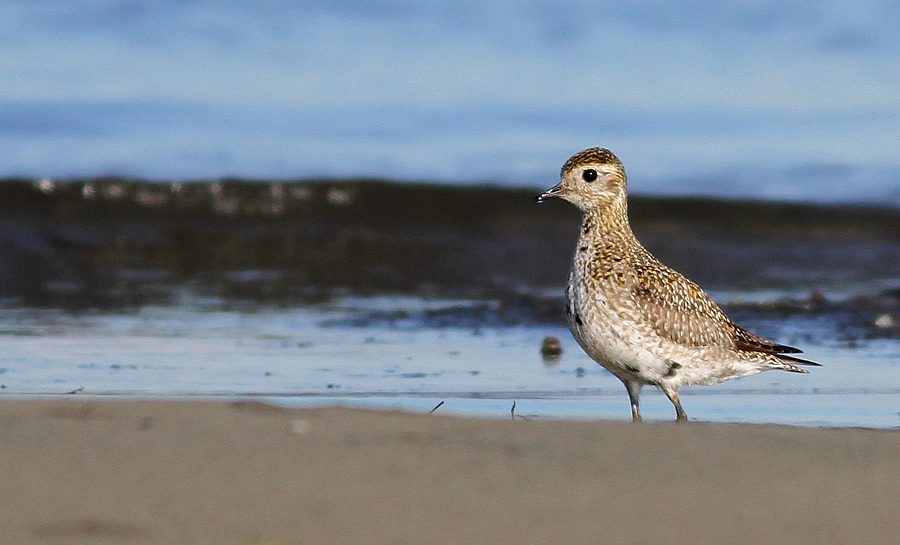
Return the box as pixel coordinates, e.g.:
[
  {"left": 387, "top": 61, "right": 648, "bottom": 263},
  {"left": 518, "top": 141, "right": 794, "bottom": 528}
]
[{"left": 540, "top": 336, "right": 563, "bottom": 361}]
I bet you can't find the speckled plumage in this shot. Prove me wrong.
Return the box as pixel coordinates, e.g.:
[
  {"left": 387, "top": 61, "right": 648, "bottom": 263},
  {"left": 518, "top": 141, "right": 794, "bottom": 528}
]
[{"left": 539, "top": 147, "right": 819, "bottom": 422}]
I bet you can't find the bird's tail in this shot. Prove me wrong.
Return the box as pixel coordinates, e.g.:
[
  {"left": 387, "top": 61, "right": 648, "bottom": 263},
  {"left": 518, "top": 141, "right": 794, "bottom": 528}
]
[{"left": 776, "top": 353, "right": 821, "bottom": 373}]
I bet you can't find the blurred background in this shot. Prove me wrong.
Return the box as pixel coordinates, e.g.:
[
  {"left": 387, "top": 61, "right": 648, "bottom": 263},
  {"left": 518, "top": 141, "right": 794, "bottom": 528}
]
[
  {"left": 3, "top": 0, "right": 900, "bottom": 201},
  {"left": 4, "top": 0, "right": 900, "bottom": 301},
  {"left": 1, "top": 0, "right": 899, "bottom": 424}
]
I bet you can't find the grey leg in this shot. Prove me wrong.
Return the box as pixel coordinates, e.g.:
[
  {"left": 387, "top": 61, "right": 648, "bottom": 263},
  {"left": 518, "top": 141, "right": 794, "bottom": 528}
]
[
  {"left": 621, "top": 379, "right": 643, "bottom": 423},
  {"left": 661, "top": 385, "right": 688, "bottom": 422}
]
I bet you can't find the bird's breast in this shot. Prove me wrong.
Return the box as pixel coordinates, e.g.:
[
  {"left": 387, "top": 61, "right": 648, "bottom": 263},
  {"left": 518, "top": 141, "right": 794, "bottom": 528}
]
[{"left": 566, "top": 256, "right": 676, "bottom": 381}]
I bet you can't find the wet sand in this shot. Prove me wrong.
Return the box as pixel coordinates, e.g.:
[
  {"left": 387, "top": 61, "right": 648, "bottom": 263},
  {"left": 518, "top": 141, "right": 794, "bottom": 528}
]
[{"left": 2, "top": 400, "right": 897, "bottom": 544}]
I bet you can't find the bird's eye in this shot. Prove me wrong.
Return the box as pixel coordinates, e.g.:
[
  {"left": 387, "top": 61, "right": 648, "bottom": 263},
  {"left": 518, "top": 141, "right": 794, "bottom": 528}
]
[{"left": 582, "top": 169, "right": 598, "bottom": 182}]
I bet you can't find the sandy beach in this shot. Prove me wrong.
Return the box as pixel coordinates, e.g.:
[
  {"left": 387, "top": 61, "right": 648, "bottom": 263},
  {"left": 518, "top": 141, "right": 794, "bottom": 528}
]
[{"left": 1, "top": 400, "right": 897, "bottom": 544}]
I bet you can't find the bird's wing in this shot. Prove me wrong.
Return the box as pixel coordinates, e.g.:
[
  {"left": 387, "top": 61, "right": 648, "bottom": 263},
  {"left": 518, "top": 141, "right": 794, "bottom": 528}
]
[
  {"left": 628, "top": 261, "right": 736, "bottom": 348},
  {"left": 731, "top": 324, "right": 801, "bottom": 354},
  {"left": 628, "top": 260, "right": 808, "bottom": 359}
]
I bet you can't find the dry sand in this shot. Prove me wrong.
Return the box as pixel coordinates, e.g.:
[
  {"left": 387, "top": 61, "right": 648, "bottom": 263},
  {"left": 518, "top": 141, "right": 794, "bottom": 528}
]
[{"left": 1, "top": 399, "right": 897, "bottom": 545}]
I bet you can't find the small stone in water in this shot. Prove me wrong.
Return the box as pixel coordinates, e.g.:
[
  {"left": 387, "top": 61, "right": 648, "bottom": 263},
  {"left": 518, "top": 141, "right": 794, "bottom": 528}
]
[{"left": 540, "top": 336, "right": 563, "bottom": 361}]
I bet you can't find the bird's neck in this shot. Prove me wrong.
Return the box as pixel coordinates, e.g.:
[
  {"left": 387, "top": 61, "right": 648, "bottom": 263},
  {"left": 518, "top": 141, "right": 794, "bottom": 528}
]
[{"left": 579, "top": 198, "right": 637, "bottom": 248}]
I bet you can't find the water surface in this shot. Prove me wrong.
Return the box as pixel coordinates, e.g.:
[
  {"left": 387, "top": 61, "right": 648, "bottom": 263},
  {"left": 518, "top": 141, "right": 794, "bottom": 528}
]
[
  {"left": 2, "top": 180, "right": 898, "bottom": 427},
  {"left": 4, "top": 1, "right": 900, "bottom": 204},
  {"left": 2, "top": 296, "right": 898, "bottom": 428}
]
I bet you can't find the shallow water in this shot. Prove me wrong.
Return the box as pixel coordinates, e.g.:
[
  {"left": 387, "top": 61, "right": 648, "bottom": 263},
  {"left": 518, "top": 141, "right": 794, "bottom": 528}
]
[{"left": 2, "top": 296, "right": 898, "bottom": 428}]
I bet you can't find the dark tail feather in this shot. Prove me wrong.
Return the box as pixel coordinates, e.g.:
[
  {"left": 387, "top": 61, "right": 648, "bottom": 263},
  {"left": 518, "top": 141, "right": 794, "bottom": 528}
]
[
  {"left": 778, "top": 353, "right": 821, "bottom": 367},
  {"left": 733, "top": 325, "right": 820, "bottom": 367},
  {"left": 770, "top": 342, "right": 803, "bottom": 354}
]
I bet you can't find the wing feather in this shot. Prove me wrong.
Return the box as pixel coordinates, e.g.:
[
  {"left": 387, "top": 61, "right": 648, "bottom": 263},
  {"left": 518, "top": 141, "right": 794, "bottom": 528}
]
[
  {"left": 629, "top": 262, "right": 734, "bottom": 348},
  {"left": 627, "top": 260, "right": 817, "bottom": 365}
]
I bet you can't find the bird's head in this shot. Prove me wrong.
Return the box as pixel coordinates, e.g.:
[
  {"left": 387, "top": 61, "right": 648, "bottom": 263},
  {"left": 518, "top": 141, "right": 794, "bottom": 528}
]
[{"left": 537, "top": 147, "right": 627, "bottom": 211}]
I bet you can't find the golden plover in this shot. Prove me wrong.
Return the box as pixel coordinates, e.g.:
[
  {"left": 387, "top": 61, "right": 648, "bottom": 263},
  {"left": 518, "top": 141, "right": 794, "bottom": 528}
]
[{"left": 538, "top": 147, "right": 819, "bottom": 422}]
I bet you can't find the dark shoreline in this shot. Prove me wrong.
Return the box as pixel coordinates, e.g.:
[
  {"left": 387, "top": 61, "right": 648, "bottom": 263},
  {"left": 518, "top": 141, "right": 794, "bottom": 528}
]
[{"left": 2, "top": 177, "right": 900, "bottom": 313}]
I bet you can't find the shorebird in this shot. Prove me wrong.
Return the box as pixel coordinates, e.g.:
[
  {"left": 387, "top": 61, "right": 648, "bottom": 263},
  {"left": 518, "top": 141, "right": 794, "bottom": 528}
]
[{"left": 538, "top": 147, "right": 819, "bottom": 422}]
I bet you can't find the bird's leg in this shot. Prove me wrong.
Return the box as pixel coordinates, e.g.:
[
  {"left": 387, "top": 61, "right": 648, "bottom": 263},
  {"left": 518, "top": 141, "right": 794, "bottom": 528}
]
[
  {"left": 621, "top": 379, "right": 643, "bottom": 423},
  {"left": 661, "top": 385, "right": 688, "bottom": 423}
]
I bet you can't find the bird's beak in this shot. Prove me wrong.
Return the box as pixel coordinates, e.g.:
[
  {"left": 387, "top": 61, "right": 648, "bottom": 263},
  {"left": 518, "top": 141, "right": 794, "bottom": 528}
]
[{"left": 536, "top": 183, "right": 563, "bottom": 203}]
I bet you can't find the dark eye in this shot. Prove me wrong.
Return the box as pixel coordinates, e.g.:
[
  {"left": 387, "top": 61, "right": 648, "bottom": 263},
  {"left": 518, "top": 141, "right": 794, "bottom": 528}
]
[{"left": 582, "top": 169, "right": 598, "bottom": 182}]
